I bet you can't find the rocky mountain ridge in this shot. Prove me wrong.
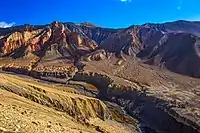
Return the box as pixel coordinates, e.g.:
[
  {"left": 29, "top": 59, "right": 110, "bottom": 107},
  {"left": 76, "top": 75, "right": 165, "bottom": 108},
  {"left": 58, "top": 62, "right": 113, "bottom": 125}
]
[
  {"left": 1, "top": 20, "right": 200, "bottom": 78},
  {"left": 101, "top": 20, "right": 200, "bottom": 77}
]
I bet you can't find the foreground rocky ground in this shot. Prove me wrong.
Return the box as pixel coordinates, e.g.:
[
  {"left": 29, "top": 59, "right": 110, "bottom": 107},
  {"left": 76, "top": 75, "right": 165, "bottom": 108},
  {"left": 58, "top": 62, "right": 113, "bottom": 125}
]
[
  {"left": 1, "top": 55, "right": 200, "bottom": 132},
  {"left": 0, "top": 72, "right": 138, "bottom": 133},
  {"left": 79, "top": 56, "right": 200, "bottom": 133}
]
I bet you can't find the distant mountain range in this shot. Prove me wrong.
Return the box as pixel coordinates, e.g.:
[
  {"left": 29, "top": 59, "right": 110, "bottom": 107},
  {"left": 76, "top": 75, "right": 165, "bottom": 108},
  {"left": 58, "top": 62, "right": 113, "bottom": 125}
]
[{"left": 1, "top": 20, "right": 200, "bottom": 78}]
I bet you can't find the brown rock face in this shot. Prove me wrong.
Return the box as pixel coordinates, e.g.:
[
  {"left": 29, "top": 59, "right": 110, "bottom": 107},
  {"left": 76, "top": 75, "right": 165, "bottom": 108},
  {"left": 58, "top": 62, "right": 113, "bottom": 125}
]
[
  {"left": 100, "top": 26, "right": 141, "bottom": 55},
  {"left": 100, "top": 21, "right": 200, "bottom": 78},
  {"left": 1, "top": 20, "right": 200, "bottom": 78},
  {"left": 0, "top": 21, "right": 97, "bottom": 58},
  {"left": 64, "top": 22, "right": 118, "bottom": 45},
  {"left": 140, "top": 33, "right": 200, "bottom": 77},
  {"left": 0, "top": 22, "right": 99, "bottom": 79}
]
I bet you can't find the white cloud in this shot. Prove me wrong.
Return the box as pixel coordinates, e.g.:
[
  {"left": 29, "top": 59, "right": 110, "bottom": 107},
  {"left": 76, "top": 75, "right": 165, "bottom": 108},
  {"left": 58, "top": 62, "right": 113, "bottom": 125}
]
[
  {"left": 177, "top": 0, "right": 182, "bottom": 10},
  {"left": 0, "top": 21, "right": 15, "bottom": 28},
  {"left": 120, "top": 0, "right": 132, "bottom": 3}
]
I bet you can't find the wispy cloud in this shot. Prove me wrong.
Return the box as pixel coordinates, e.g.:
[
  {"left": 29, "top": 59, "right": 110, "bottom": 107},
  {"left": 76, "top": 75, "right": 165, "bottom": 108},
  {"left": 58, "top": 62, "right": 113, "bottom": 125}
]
[
  {"left": 120, "top": 0, "right": 132, "bottom": 3},
  {"left": 177, "top": 0, "right": 182, "bottom": 10},
  {"left": 0, "top": 21, "right": 15, "bottom": 28}
]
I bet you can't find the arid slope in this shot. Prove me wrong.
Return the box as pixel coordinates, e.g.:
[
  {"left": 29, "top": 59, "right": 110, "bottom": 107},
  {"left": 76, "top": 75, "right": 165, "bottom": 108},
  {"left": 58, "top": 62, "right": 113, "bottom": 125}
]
[{"left": 0, "top": 72, "right": 138, "bottom": 133}]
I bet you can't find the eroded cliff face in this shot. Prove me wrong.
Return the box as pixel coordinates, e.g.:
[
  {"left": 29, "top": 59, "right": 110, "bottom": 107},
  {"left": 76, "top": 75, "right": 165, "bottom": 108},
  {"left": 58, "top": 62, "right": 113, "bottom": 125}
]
[
  {"left": 72, "top": 71, "right": 200, "bottom": 133},
  {"left": 100, "top": 26, "right": 141, "bottom": 55},
  {"left": 79, "top": 24, "right": 118, "bottom": 44},
  {"left": 0, "top": 21, "right": 97, "bottom": 58},
  {"left": 0, "top": 22, "right": 99, "bottom": 79},
  {"left": 65, "top": 22, "right": 118, "bottom": 44},
  {"left": 100, "top": 22, "right": 200, "bottom": 78}
]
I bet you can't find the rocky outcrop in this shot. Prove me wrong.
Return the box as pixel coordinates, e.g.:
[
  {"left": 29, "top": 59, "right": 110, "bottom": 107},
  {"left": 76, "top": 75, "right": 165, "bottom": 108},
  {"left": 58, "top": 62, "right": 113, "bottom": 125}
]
[
  {"left": 139, "top": 33, "right": 200, "bottom": 77},
  {"left": 31, "top": 64, "right": 78, "bottom": 79},
  {"left": 100, "top": 26, "right": 141, "bottom": 55},
  {"left": 0, "top": 21, "right": 97, "bottom": 58},
  {"left": 0, "top": 21, "right": 99, "bottom": 79},
  {"left": 79, "top": 24, "right": 118, "bottom": 44},
  {"left": 1, "top": 83, "right": 111, "bottom": 122},
  {"left": 83, "top": 49, "right": 113, "bottom": 61},
  {"left": 65, "top": 22, "right": 118, "bottom": 44},
  {"left": 143, "top": 20, "right": 200, "bottom": 37}
]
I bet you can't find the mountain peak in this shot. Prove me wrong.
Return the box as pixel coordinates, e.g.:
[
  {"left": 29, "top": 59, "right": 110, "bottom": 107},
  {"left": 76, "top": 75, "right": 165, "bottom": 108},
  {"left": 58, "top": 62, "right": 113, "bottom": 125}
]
[{"left": 79, "top": 22, "right": 97, "bottom": 27}]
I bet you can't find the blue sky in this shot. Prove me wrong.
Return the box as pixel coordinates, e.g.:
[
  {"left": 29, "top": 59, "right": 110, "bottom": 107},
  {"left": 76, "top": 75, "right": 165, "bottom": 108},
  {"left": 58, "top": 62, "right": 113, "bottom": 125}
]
[{"left": 0, "top": 0, "right": 200, "bottom": 28}]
